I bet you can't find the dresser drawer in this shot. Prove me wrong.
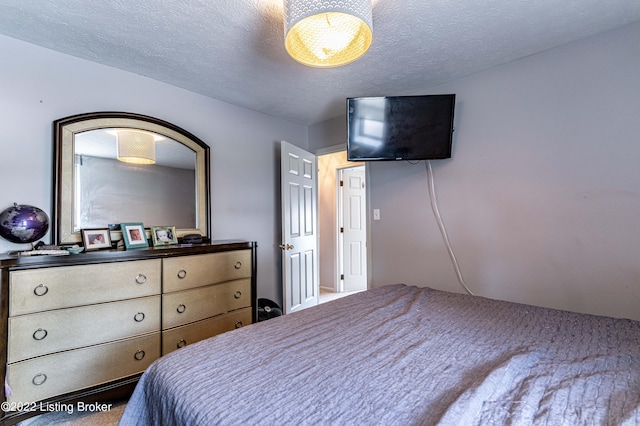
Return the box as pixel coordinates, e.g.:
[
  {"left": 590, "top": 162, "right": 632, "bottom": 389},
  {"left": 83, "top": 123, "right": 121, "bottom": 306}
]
[
  {"left": 6, "top": 333, "right": 160, "bottom": 404},
  {"left": 162, "top": 278, "right": 251, "bottom": 329},
  {"left": 163, "top": 250, "right": 251, "bottom": 293},
  {"left": 8, "top": 296, "right": 161, "bottom": 363},
  {"left": 10, "top": 259, "right": 161, "bottom": 316},
  {"left": 162, "top": 307, "right": 252, "bottom": 355}
]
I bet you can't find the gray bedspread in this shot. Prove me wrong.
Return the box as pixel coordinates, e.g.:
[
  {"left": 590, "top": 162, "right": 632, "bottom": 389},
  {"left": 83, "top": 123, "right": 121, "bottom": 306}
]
[{"left": 119, "top": 284, "right": 640, "bottom": 425}]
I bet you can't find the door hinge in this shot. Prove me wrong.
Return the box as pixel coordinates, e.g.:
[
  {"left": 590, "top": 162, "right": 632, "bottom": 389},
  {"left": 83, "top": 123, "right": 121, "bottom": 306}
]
[
  {"left": 339, "top": 180, "right": 344, "bottom": 186},
  {"left": 340, "top": 227, "right": 344, "bottom": 233},
  {"left": 340, "top": 274, "right": 344, "bottom": 280}
]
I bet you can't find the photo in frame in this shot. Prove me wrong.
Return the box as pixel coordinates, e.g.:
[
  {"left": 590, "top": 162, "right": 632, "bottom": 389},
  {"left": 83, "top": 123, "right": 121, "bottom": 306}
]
[
  {"left": 151, "top": 226, "right": 178, "bottom": 247},
  {"left": 121, "top": 222, "right": 149, "bottom": 249},
  {"left": 81, "top": 228, "right": 112, "bottom": 251}
]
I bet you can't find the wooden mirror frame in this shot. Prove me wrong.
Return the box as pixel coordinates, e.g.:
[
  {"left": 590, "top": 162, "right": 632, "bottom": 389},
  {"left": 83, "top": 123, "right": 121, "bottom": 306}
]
[{"left": 52, "top": 112, "right": 210, "bottom": 245}]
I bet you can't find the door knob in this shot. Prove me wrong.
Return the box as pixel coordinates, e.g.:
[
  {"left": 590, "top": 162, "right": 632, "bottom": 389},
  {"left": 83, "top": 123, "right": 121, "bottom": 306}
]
[{"left": 278, "top": 243, "right": 294, "bottom": 250}]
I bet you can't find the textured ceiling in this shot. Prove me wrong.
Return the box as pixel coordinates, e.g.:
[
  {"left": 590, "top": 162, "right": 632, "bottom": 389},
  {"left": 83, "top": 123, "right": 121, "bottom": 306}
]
[{"left": 1, "top": 0, "right": 639, "bottom": 125}]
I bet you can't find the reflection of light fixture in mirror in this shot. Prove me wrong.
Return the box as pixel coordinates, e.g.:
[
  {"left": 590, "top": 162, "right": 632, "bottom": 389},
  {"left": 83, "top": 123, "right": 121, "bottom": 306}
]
[
  {"left": 117, "top": 130, "right": 156, "bottom": 165},
  {"left": 284, "top": 0, "right": 373, "bottom": 68}
]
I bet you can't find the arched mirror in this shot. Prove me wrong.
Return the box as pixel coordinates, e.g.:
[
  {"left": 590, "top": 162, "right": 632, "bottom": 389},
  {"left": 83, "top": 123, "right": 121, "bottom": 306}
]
[{"left": 53, "top": 112, "right": 210, "bottom": 245}]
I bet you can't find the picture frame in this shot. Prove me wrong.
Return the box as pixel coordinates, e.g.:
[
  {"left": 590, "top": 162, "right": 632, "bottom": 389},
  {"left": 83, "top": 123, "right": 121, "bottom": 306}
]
[
  {"left": 120, "top": 222, "right": 149, "bottom": 249},
  {"left": 151, "top": 226, "right": 178, "bottom": 247},
  {"left": 81, "top": 228, "right": 112, "bottom": 251}
]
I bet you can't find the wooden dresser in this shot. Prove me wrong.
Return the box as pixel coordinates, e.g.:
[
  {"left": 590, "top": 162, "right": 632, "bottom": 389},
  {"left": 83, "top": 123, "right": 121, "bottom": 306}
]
[{"left": 0, "top": 240, "right": 256, "bottom": 424}]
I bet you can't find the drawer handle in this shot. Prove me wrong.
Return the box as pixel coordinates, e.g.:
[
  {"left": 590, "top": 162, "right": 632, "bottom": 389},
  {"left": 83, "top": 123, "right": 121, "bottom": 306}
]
[
  {"left": 177, "top": 339, "right": 187, "bottom": 348},
  {"left": 177, "top": 269, "right": 187, "bottom": 279},
  {"left": 134, "top": 350, "right": 146, "bottom": 361},
  {"left": 33, "top": 284, "right": 49, "bottom": 296},
  {"left": 234, "top": 291, "right": 242, "bottom": 299},
  {"left": 235, "top": 321, "right": 243, "bottom": 329},
  {"left": 234, "top": 261, "right": 242, "bottom": 270},
  {"left": 135, "top": 274, "right": 147, "bottom": 284},
  {"left": 32, "top": 328, "right": 48, "bottom": 341},
  {"left": 32, "top": 373, "right": 47, "bottom": 386},
  {"left": 134, "top": 312, "right": 146, "bottom": 322},
  {"left": 176, "top": 304, "right": 187, "bottom": 314}
]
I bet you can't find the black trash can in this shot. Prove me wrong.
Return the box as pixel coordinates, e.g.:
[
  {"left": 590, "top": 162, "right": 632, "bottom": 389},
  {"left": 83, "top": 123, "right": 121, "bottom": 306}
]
[{"left": 257, "top": 298, "right": 283, "bottom": 322}]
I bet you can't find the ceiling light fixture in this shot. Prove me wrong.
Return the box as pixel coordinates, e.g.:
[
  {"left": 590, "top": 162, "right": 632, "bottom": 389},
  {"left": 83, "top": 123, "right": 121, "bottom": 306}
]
[
  {"left": 117, "top": 130, "right": 156, "bottom": 165},
  {"left": 284, "top": 0, "right": 373, "bottom": 68}
]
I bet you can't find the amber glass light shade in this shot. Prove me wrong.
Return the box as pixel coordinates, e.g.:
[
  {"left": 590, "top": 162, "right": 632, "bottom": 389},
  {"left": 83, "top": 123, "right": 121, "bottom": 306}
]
[{"left": 284, "top": 0, "right": 373, "bottom": 68}]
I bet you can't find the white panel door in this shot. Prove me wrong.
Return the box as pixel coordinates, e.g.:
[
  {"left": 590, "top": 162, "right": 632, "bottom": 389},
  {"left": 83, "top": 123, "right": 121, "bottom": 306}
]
[
  {"left": 341, "top": 168, "right": 367, "bottom": 291},
  {"left": 281, "top": 141, "right": 318, "bottom": 314}
]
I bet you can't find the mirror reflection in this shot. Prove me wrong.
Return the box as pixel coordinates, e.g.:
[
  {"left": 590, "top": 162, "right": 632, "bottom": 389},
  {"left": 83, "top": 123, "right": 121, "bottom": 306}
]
[
  {"left": 53, "top": 112, "right": 210, "bottom": 245},
  {"left": 74, "top": 129, "right": 197, "bottom": 230}
]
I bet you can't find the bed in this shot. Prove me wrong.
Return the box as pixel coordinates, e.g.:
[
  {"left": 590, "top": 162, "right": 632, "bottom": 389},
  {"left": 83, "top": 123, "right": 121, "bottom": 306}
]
[{"left": 119, "top": 284, "right": 640, "bottom": 425}]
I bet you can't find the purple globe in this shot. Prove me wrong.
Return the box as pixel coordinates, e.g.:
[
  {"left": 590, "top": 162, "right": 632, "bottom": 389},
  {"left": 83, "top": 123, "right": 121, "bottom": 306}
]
[{"left": 0, "top": 203, "right": 50, "bottom": 244}]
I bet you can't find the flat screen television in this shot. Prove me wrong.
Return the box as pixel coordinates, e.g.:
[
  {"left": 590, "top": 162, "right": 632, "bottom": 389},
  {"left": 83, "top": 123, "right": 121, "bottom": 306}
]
[{"left": 347, "top": 94, "right": 456, "bottom": 161}]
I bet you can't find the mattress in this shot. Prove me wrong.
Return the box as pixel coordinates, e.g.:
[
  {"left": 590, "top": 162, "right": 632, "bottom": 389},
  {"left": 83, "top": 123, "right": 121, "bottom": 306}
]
[{"left": 119, "top": 284, "right": 640, "bottom": 425}]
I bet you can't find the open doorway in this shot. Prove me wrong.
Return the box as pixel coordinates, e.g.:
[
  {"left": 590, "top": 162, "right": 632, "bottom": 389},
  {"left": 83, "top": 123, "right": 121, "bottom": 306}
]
[{"left": 317, "top": 151, "right": 368, "bottom": 301}]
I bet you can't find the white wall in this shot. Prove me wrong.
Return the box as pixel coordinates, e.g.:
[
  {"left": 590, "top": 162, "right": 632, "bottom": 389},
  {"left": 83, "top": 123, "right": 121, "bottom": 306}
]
[
  {"left": 309, "top": 116, "right": 346, "bottom": 152},
  {"left": 3, "top": 20, "right": 639, "bottom": 318},
  {"left": 367, "top": 22, "right": 640, "bottom": 320},
  {"left": 311, "top": 22, "right": 640, "bottom": 320},
  {"left": 0, "top": 35, "right": 308, "bottom": 304}
]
